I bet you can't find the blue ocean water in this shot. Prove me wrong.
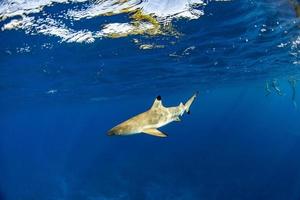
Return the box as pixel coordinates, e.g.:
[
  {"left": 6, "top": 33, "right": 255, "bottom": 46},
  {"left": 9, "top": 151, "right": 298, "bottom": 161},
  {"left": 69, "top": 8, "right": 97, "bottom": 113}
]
[{"left": 1, "top": 0, "right": 300, "bottom": 199}]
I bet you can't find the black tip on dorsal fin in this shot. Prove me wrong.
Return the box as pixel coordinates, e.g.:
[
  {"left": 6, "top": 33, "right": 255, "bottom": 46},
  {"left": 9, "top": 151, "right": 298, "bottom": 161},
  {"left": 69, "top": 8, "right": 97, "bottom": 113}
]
[
  {"left": 187, "top": 111, "right": 191, "bottom": 115},
  {"left": 156, "top": 95, "right": 161, "bottom": 101}
]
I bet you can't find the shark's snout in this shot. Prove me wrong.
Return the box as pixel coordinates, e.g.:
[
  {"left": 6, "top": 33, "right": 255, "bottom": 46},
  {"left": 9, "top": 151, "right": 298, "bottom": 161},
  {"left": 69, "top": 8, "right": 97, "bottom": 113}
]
[
  {"left": 107, "top": 125, "right": 133, "bottom": 136},
  {"left": 107, "top": 128, "right": 117, "bottom": 136},
  {"left": 107, "top": 126, "right": 124, "bottom": 136}
]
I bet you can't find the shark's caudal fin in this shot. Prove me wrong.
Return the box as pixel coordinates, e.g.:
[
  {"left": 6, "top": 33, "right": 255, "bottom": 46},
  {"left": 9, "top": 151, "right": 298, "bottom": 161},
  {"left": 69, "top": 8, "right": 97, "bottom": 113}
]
[{"left": 184, "top": 92, "right": 198, "bottom": 114}]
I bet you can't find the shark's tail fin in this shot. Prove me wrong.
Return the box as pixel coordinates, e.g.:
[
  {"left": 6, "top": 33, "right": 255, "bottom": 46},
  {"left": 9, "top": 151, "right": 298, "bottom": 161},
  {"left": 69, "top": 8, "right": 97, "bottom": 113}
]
[{"left": 184, "top": 92, "right": 198, "bottom": 114}]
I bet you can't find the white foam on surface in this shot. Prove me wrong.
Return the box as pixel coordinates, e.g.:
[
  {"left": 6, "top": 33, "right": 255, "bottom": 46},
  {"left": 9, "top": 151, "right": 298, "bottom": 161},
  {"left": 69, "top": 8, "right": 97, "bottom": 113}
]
[
  {"left": 67, "top": 0, "right": 140, "bottom": 20},
  {"left": 2, "top": 16, "right": 97, "bottom": 43},
  {"left": 0, "top": 0, "right": 88, "bottom": 20},
  {"left": 289, "top": 36, "right": 300, "bottom": 65},
  {"left": 139, "top": 0, "right": 205, "bottom": 20},
  {"left": 100, "top": 22, "right": 155, "bottom": 36},
  {"left": 0, "top": 0, "right": 223, "bottom": 43}
]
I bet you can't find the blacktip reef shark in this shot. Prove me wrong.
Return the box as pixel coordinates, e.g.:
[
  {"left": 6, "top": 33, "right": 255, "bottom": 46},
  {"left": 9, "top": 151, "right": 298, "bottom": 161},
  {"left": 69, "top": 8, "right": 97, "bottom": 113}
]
[
  {"left": 265, "top": 80, "right": 272, "bottom": 96},
  {"left": 271, "top": 79, "right": 284, "bottom": 96},
  {"left": 107, "top": 93, "right": 198, "bottom": 137},
  {"left": 288, "top": 77, "right": 298, "bottom": 108},
  {"left": 265, "top": 79, "right": 283, "bottom": 96}
]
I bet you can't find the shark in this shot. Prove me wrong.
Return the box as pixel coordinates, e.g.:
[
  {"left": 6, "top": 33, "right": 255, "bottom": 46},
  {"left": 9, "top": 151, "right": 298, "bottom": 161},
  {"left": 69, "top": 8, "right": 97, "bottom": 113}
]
[
  {"left": 265, "top": 80, "right": 272, "bottom": 96},
  {"left": 288, "top": 77, "right": 298, "bottom": 108},
  {"left": 107, "top": 93, "right": 198, "bottom": 137},
  {"left": 271, "top": 79, "right": 284, "bottom": 96}
]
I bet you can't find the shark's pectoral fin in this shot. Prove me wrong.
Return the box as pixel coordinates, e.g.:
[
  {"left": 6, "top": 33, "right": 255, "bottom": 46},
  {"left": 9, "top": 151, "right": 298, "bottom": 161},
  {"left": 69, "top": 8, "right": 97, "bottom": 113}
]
[{"left": 143, "top": 129, "right": 168, "bottom": 137}]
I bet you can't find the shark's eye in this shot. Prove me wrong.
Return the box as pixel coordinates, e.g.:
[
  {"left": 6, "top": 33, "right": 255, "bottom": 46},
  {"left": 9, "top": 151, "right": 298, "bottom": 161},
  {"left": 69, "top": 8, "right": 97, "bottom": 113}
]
[{"left": 156, "top": 95, "right": 161, "bottom": 100}]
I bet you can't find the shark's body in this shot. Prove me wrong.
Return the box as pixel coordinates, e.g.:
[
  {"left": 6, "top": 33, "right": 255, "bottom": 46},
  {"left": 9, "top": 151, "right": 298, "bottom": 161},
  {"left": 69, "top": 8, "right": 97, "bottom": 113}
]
[{"left": 107, "top": 93, "right": 197, "bottom": 137}]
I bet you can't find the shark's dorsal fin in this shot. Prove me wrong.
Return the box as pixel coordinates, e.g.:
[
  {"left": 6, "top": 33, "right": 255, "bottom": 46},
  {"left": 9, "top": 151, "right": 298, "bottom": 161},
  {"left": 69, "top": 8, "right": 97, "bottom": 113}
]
[
  {"left": 151, "top": 95, "right": 163, "bottom": 109},
  {"left": 143, "top": 128, "right": 167, "bottom": 137}
]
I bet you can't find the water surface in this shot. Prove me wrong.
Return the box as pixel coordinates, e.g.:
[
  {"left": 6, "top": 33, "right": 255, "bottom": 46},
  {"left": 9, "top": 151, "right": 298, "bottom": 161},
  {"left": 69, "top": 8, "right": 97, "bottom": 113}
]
[{"left": 1, "top": 0, "right": 300, "bottom": 199}]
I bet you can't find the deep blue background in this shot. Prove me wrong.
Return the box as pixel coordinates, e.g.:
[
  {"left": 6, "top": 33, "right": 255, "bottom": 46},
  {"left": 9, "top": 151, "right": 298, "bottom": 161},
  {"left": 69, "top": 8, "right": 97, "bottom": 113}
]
[{"left": 1, "top": 0, "right": 300, "bottom": 199}]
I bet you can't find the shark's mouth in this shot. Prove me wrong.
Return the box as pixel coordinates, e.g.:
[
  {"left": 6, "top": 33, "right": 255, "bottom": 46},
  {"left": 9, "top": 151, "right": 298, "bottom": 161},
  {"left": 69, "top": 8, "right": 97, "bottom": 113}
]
[{"left": 0, "top": 0, "right": 226, "bottom": 43}]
